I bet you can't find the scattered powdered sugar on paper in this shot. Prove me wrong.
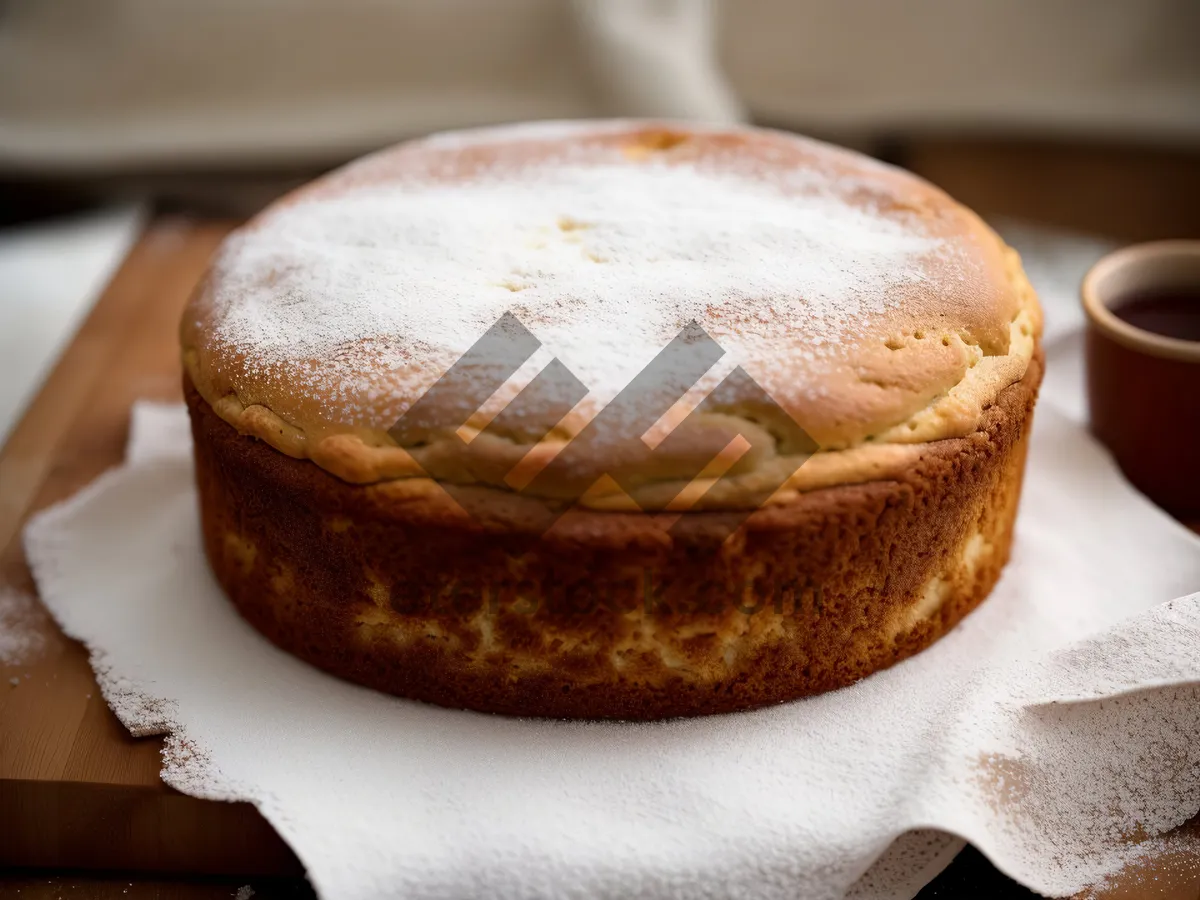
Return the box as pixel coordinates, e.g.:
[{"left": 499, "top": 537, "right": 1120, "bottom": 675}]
[
  {"left": 1077, "top": 820, "right": 1200, "bottom": 898},
  {"left": 205, "top": 161, "right": 944, "bottom": 424},
  {"left": 0, "top": 586, "right": 48, "bottom": 666},
  {"left": 88, "top": 647, "right": 179, "bottom": 737},
  {"left": 82, "top": 645, "right": 242, "bottom": 803},
  {"left": 21, "top": 399, "right": 1200, "bottom": 900},
  {"left": 962, "top": 678, "right": 1200, "bottom": 894}
]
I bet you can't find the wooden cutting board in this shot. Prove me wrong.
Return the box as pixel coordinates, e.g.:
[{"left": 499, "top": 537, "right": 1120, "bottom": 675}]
[
  {"left": 0, "top": 218, "right": 301, "bottom": 876},
  {"left": 1, "top": 217, "right": 1197, "bottom": 897}
]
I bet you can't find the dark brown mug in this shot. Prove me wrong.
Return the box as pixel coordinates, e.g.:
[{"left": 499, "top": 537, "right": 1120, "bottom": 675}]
[{"left": 1082, "top": 240, "right": 1200, "bottom": 518}]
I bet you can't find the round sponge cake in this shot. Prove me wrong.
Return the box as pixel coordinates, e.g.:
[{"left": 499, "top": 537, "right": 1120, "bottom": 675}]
[{"left": 182, "top": 121, "right": 1042, "bottom": 718}]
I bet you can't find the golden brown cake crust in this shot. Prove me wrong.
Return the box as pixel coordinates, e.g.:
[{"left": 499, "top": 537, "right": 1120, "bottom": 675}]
[
  {"left": 187, "top": 349, "right": 1041, "bottom": 720},
  {"left": 181, "top": 121, "right": 1042, "bottom": 496}
]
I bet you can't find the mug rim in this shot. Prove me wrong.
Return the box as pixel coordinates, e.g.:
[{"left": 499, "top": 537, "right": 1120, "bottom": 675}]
[{"left": 1081, "top": 239, "right": 1200, "bottom": 364}]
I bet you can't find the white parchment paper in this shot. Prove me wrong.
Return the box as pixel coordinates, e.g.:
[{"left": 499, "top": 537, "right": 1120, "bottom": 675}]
[{"left": 22, "top": 227, "right": 1200, "bottom": 899}]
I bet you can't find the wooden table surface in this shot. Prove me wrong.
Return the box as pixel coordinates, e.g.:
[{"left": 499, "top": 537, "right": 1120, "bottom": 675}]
[
  {"left": 0, "top": 218, "right": 1197, "bottom": 899},
  {"left": 0, "top": 218, "right": 300, "bottom": 879}
]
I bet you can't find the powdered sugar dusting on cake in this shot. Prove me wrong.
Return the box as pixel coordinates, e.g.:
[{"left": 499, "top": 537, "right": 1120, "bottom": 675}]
[{"left": 203, "top": 149, "right": 948, "bottom": 428}]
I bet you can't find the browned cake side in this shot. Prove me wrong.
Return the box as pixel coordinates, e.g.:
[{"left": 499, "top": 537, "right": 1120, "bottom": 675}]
[{"left": 186, "top": 351, "right": 1041, "bottom": 720}]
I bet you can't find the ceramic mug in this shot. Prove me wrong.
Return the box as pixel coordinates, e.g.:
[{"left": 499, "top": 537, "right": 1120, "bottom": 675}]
[{"left": 1081, "top": 240, "right": 1200, "bottom": 518}]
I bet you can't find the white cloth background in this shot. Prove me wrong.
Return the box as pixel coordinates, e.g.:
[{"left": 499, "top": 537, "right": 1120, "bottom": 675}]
[
  {"left": 1, "top": 0, "right": 1197, "bottom": 171},
  {"left": 0, "top": 204, "right": 145, "bottom": 443},
  {"left": 21, "top": 225, "right": 1200, "bottom": 898}
]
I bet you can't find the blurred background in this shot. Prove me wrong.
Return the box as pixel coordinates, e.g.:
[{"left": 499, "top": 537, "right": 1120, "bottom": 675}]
[{"left": 1, "top": 0, "right": 1199, "bottom": 440}]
